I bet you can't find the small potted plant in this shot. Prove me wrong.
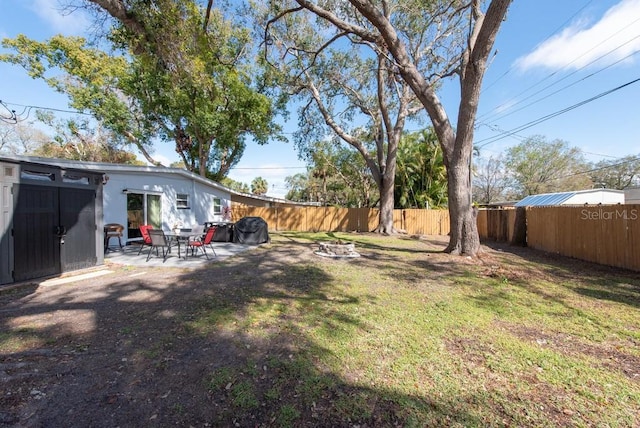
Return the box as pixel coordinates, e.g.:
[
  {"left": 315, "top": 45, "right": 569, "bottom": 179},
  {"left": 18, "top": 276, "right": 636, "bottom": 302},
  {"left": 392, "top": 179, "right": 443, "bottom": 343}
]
[{"left": 172, "top": 220, "right": 183, "bottom": 234}]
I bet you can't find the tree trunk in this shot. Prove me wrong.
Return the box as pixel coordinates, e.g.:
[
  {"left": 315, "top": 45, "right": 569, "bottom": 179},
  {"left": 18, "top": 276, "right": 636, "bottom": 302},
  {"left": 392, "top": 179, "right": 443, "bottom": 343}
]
[
  {"left": 445, "top": 159, "right": 480, "bottom": 255},
  {"left": 375, "top": 174, "right": 395, "bottom": 234}
]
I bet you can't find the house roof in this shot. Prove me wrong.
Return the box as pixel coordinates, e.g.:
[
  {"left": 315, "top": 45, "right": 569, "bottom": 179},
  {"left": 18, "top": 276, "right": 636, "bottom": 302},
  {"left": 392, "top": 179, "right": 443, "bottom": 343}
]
[
  {"left": 515, "top": 189, "right": 624, "bottom": 207},
  {"left": 0, "top": 155, "right": 318, "bottom": 206}
]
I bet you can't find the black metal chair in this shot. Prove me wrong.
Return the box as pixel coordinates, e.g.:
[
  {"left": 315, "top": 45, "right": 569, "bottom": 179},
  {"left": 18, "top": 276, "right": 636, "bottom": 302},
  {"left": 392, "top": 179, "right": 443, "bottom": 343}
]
[{"left": 146, "top": 229, "right": 172, "bottom": 262}]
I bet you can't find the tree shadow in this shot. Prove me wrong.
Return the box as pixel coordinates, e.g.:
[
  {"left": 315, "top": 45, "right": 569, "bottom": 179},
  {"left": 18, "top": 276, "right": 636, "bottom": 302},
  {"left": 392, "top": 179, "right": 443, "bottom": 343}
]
[
  {"left": 0, "top": 236, "right": 491, "bottom": 427},
  {"left": 476, "top": 241, "right": 640, "bottom": 310}
]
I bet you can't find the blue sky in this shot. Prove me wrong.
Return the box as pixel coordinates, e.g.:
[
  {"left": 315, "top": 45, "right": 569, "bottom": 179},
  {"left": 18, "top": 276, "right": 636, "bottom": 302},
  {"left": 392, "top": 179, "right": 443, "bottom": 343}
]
[{"left": 1, "top": 0, "right": 639, "bottom": 198}]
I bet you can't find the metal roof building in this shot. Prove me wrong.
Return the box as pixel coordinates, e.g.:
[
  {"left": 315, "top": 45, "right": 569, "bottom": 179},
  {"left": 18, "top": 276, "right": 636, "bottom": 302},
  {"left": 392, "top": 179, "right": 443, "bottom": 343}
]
[{"left": 515, "top": 189, "right": 625, "bottom": 207}]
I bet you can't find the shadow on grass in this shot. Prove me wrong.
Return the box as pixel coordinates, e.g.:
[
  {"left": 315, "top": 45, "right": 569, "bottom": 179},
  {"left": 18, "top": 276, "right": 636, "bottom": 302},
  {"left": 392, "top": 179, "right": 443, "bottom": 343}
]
[
  {"left": 0, "top": 236, "right": 491, "bottom": 427},
  {"left": 478, "top": 240, "right": 640, "bottom": 310}
]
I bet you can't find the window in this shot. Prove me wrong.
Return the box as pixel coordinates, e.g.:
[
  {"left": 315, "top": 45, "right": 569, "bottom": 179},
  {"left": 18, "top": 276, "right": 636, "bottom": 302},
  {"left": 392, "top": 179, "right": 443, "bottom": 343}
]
[
  {"left": 21, "top": 170, "right": 55, "bottom": 182},
  {"left": 213, "top": 198, "right": 222, "bottom": 215},
  {"left": 176, "top": 193, "right": 189, "bottom": 209},
  {"left": 62, "top": 172, "right": 89, "bottom": 185}
]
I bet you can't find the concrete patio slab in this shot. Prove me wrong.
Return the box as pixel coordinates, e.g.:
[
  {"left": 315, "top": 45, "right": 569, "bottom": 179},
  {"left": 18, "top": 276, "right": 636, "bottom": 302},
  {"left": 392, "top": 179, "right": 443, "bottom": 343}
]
[{"left": 104, "top": 241, "right": 258, "bottom": 268}]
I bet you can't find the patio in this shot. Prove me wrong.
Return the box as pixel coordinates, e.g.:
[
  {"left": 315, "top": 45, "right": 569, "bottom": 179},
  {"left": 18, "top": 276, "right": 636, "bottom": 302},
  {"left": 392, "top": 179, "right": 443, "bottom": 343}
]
[{"left": 104, "top": 241, "right": 257, "bottom": 268}]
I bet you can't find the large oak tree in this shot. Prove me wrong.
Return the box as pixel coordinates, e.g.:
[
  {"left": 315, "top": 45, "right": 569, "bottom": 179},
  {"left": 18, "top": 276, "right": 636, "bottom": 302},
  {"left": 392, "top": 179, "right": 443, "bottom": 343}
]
[
  {"left": 2, "top": 0, "right": 281, "bottom": 180},
  {"left": 279, "top": 0, "right": 512, "bottom": 255}
]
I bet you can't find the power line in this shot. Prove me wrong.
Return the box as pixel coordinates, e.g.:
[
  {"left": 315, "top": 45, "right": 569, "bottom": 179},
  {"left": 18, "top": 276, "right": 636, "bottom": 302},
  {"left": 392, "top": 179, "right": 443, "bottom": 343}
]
[
  {"left": 478, "top": 39, "right": 640, "bottom": 126},
  {"left": 1, "top": 100, "right": 92, "bottom": 121},
  {"left": 478, "top": 4, "right": 640, "bottom": 125},
  {"left": 475, "top": 76, "right": 640, "bottom": 148},
  {"left": 230, "top": 166, "right": 306, "bottom": 170}
]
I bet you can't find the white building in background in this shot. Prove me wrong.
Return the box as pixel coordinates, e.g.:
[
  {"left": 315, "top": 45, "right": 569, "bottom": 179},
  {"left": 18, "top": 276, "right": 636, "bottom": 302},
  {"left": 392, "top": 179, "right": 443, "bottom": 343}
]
[
  {"left": 625, "top": 187, "right": 640, "bottom": 205},
  {"left": 515, "top": 189, "right": 625, "bottom": 207}
]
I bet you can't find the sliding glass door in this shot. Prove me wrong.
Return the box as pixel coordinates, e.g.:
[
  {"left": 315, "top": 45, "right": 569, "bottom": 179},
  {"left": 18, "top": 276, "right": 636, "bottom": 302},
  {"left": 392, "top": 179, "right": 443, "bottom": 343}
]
[{"left": 127, "top": 193, "right": 162, "bottom": 239}]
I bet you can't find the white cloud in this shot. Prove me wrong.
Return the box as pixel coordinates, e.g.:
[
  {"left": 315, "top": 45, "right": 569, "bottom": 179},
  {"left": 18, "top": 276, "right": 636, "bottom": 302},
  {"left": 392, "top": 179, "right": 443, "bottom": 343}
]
[
  {"left": 516, "top": 0, "right": 640, "bottom": 71},
  {"left": 30, "top": 0, "right": 90, "bottom": 36}
]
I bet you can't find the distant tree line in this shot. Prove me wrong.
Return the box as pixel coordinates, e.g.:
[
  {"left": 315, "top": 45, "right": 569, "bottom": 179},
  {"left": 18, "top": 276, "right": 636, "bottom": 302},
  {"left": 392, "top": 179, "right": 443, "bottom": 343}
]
[{"left": 472, "top": 135, "right": 640, "bottom": 204}]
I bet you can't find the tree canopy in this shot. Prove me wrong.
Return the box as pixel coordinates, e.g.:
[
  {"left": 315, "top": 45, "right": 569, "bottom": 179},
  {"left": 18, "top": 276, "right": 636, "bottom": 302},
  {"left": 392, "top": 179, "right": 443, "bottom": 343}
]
[
  {"left": 285, "top": 140, "right": 377, "bottom": 207},
  {"left": 260, "top": 0, "right": 424, "bottom": 232},
  {"left": 589, "top": 155, "right": 640, "bottom": 190},
  {"left": 250, "top": 176, "right": 269, "bottom": 195},
  {"left": 503, "top": 136, "right": 591, "bottom": 198},
  {"left": 395, "top": 129, "right": 447, "bottom": 209},
  {"left": 1, "top": 0, "right": 284, "bottom": 180},
  {"left": 273, "top": 0, "right": 512, "bottom": 254}
]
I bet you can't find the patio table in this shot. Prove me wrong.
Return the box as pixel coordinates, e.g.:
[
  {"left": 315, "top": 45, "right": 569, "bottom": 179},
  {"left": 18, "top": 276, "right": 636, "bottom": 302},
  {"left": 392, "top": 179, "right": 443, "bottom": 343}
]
[{"left": 164, "top": 231, "right": 204, "bottom": 259}]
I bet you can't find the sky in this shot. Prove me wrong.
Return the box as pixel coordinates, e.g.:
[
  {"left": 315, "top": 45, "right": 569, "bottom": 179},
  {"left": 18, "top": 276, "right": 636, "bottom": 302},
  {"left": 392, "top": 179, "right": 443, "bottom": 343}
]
[{"left": 1, "top": 0, "right": 639, "bottom": 198}]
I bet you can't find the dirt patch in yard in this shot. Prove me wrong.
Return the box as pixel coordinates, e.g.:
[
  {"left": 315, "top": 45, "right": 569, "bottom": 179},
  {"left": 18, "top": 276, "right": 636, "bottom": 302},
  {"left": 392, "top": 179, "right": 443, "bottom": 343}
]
[{"left": 1, "top": 234, "right": 639, "bottom": 427}]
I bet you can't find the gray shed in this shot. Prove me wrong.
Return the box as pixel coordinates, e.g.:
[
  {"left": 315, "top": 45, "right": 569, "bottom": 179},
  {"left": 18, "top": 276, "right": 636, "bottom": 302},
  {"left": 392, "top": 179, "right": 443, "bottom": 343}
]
[{"left": 0, "top": 157, "right": 105, "bottom": 285}]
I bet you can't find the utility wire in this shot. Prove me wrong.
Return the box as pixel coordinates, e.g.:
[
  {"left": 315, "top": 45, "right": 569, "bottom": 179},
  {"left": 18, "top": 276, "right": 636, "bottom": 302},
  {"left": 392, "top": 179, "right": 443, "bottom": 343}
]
[
  {"left": 477, "top": 37, "right": 640, "bottom": 126},
  {"left": 1, "top": 100, "right": 92, "bottom": 121},
  {"left": 475, "top": 76, "right": 640, "bottom": 148},
  {"left": 478, "top": 6, "right": 640, "bottom": 124},
  {"left": 230, "top": 166, "right": 306, "bottom": 170}
]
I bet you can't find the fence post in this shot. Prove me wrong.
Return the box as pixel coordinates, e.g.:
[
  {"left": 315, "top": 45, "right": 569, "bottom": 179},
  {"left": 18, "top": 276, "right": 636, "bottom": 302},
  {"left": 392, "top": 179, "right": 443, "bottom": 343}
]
[{"left": 511, "top": 206, "right": 527, "bottom": 246}]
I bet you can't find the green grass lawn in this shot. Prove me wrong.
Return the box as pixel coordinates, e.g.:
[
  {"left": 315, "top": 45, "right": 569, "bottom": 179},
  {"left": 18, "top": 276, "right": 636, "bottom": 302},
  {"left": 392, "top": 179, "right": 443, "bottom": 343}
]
[
  {"left": 193, "top": 232, "right": 640, "bottom": 427},
  {"left": 2, "top": 231, "right": 639, "bottom": 427}
]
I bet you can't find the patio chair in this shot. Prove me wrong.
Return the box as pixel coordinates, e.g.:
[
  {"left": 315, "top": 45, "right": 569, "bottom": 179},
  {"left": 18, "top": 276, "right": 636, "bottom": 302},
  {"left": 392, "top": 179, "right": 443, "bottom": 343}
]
[
  {"left": 146, "top": 229, "right": 172, "bottom": 262},
  {"left": 104, "top": 223, "right": 124, "bottom": 253},
  {"left": 193, "top": 224, "right": 205, "bottom": 234},
  {"left": 187, "top": 226, "right": 217, "bottom": 259},
  {"left": 137, "top": 224, "right": 154, "bottom": 255}
]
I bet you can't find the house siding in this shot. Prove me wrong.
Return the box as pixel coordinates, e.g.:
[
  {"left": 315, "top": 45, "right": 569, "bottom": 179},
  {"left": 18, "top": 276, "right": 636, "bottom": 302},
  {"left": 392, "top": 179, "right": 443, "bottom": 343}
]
[{"left": 103, "top": 170, "right": 231, "bottom": 242}]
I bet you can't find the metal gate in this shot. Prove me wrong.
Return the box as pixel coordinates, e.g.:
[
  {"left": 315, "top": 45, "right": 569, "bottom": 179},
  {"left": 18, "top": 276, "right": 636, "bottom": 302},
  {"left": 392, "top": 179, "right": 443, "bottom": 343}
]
[{"left": 13, "top": 184, "right": 96, "bottom": 282}]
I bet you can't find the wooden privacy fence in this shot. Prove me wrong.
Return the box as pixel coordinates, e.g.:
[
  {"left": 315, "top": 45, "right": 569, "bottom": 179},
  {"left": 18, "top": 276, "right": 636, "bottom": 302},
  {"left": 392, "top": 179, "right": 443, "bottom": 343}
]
[
  {"left": 232, "top": 205, "right": 450, "bottom": 235},
  {"left": 232, "top": 204, "right": 640, "bottom": 271},
  {"left": 477, "top": 208, "right": 526, "bottom": 245},
  {"left": 526, "top": 205, "right": 640, "bottom": 272}
]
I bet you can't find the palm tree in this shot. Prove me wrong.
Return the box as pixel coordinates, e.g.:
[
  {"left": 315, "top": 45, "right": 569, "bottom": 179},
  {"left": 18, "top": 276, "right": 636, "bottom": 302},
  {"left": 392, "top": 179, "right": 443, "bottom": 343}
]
[
  {"left": 395, "top": 129, "right": 447, "bottom": 209},
  {"left": 251, "top": 177, "right": 269, "bottom": 195}
]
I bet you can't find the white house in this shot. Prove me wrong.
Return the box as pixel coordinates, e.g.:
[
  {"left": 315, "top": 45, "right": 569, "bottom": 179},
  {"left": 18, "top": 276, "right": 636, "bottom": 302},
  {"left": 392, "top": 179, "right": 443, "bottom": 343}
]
[
  {"left": 515, "top": 189, "right": 625, "bottom": 207},
  {"left": 6, "top": 156, "right": 237, "bottom": 243},
  {"left": 0, "top": 155, "right": 316, "bottom": 285}
]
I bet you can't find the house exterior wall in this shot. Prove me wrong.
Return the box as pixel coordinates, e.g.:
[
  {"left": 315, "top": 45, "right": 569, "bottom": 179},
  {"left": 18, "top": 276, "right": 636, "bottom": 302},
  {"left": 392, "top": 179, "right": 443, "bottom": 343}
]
[
  {"left": 564, "top": 190, "right": 625, "bottom": 205},
  {"left": 102, "top": 170, "right": 231, "bottom": 241},
  {"left": 2, "top": 155, "right": 313, "bottom": 246}
]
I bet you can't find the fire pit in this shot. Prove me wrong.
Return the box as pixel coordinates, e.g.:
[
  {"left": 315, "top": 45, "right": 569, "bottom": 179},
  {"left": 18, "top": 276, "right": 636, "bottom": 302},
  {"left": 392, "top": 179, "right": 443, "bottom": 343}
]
[{"left": 314, "top": 241, "right": 361, "bottom": 258}]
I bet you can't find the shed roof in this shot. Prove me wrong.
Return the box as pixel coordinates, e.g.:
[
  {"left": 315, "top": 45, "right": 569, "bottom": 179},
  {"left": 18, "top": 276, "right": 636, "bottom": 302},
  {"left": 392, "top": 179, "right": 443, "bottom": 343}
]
[{"left": 515, "top": 192, "right": 576, "bottom": 207}]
